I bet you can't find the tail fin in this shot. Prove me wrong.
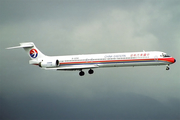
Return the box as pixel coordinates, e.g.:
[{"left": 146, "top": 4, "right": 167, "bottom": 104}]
[{"left": 6, "top": 42, "right": 46, "bottom": 60}]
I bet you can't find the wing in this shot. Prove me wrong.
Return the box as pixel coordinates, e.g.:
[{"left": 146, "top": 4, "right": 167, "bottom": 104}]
[{"left": 44, "top": 64, "right": 99, "bottom": 71}]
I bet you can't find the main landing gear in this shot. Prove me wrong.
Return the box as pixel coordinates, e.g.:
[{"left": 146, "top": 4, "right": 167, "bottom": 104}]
[
  {"left": 79, "top": 69, "right": 94, "bottom": 76},
  {"left": 79, "top": 71, "right": 85, "bottom": 76}
]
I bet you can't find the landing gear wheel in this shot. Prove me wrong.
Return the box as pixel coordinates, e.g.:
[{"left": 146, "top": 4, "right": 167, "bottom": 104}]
[
  {"left": 166, "top": 66, "right": 170, "bottom": 70},
  {"left": 79, "top": 71, "right": 85, "bottom": 76},
  {"left": 88, "top": 69, "right": 94, "bottom": 74}
]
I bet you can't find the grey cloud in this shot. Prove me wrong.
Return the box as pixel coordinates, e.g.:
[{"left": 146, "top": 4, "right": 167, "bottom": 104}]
[
  {"left": 1, "top": 92, "right": 180, "bottom": 120},
  {"left": 1, "top": 0, "right": 180, "bottom": 120}
]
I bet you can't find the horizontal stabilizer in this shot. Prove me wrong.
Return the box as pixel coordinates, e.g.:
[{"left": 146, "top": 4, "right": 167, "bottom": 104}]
[{"left": 6, "top": 42, "right": 34, "bottom": 49}]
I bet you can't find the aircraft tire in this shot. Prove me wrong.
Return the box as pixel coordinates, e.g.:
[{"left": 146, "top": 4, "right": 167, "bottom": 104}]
[
  {"left": 88, "top": 69, "right": 94, "bottom": 74},
  {"left": 79, "top": 71, "right": 85, "bottom": 76}
]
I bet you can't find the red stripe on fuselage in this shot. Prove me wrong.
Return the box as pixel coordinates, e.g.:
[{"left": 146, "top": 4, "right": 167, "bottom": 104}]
[
  {"left": 158, "top": 57, "right": 175, "bottom": 63},
  {"left": 60, "top": 57, "right": 175, "bottom": 65}
]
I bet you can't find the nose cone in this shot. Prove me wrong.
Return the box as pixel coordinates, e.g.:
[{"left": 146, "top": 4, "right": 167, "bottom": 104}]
[{"left": 174, "top": 59, "right": 176, "bottom": 63}]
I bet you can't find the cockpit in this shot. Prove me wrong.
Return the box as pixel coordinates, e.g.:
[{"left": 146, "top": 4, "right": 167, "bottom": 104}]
[{"left": 162, "top": 53, "right": 171, "bottom": 57}]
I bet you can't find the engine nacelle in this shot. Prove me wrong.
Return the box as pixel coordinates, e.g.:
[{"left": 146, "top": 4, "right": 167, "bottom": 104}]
[{"left": 39, "top": 59, "right": 59, "bottom": 68}]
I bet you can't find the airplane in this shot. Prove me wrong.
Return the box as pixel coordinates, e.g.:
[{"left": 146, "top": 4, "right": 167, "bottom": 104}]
[{"left": 7, "top": 42, "right": 176, "bottom": 76}]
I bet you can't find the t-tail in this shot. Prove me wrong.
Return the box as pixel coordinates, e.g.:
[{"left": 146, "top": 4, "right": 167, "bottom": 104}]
[{"left": 6, "top": 42, "right": 47, "bottom": 66}]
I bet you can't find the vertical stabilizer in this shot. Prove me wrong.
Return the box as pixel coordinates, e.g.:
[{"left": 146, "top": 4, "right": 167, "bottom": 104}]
[{"left": 7, "top": 42, "right": 46, "bottom": 60}]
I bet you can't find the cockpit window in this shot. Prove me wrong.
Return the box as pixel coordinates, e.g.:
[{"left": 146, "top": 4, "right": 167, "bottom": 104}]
[{"left": 162, "top": 53, "right": 171, "bottom": 57}]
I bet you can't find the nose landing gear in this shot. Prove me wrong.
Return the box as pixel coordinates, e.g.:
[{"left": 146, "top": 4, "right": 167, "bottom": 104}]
[{"left": 166, "top": 65, "right": 170, "bottom": 70}]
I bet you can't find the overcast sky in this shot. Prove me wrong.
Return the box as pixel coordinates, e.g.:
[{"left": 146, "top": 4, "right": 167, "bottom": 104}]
[{"left": 0, "top": 0, "right": 180, "bottom": 120}]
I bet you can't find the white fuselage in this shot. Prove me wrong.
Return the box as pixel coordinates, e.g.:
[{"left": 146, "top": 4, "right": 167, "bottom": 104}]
[{"left": 34, "top": 51, "right": 175, "bottom": 70}]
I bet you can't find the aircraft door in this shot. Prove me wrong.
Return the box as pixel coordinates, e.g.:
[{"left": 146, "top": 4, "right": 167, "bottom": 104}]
[{"left": 154, "top": 56, "right": 158, "bottom": 61}]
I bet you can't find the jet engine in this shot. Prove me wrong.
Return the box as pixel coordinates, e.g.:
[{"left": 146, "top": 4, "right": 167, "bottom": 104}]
[{"left": 39, "top": 59, "right": 59, "bottom": 68}]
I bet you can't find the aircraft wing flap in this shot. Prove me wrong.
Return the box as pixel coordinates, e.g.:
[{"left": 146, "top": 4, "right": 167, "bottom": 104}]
[{"left": 44, "top": 65, "right": 99, "bottom": 71}]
